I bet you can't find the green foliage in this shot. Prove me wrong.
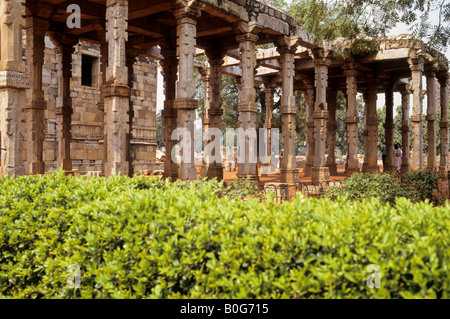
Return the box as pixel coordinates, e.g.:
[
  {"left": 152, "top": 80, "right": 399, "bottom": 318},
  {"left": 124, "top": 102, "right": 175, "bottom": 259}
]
[
  {"left": 287, "top": 0, "right": 450, "bottom": 58},
  {"left": 326, "top": 173, "right": 408, "bottom": 204},
  {"left": 326, "top": 170, "right": 445, "bottom": 205},
  {"left": 1, "top": 170, "right": 449, "bottom": 299}
]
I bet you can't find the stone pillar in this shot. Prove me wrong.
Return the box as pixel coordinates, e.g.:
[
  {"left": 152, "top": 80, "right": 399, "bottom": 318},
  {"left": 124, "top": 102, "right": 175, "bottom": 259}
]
[
  {"left": 400, "top": 84, "right": 411, "bottom": 173},
  {"left": 312, "top": 49, "right": 330, "bottom": 183},
  {"left": 235, "top": 25, "right": 260, "bottom": 182},
  {"left": 277, "top": 36, "right": 300, "bottom": 183},
  {"left": 409, "top": 57, "right": 424, "bottom": 170},
  {"left": 425, "top": 71, "right": 437, "bottom": 170},
  {"left": 0, "top": 0, "right": 29, "bottom": 177},
  {"left": 126, "top": 49, "right": 138, "bottom": 176},
  {"left": 384, "top": 81, "right": 395, "bottom": 172},
  {"left": 261, "top": 80, "right": 275, "bottom": 175},
  {"left": 55, "top": 44, "right": 75, "bottom": 171},
  {"left": 97, "top": 34, "right": 108, "bottom": 176},
  {"left": 25, "top": 16, "right": 48, "bottom": 175},
  {"left": 438, "top": 73, "right": 449, "bottom": 173},
  {"left": 160, "top": 42, "right": 179, "bottom": 180},
  {"left": 304, "top": 82, "right": 315, "bottom": 177},
  {"left": 199, "top": 65, "right": 210, "bottom": 178},
  {"left": 203, "top": 50, "right": 224, "bottom": 180},
  {"left": 173, "top": 1, "right": 203, "bottom": 180},
  {"left": 326, "top": 90, "right": 338, "bottom": 175},
  {"left": 363, "top": 78, "right": 379, "bottom": 173},
  {"left": 343, "top": 62, "right": 359, "bottom": 175},
  {"left": 103, "top": 0, "right": 130, "bottom": 176}
]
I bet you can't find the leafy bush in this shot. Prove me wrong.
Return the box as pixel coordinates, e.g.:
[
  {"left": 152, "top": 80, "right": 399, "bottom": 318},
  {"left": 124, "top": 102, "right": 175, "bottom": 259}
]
[
  {"left": 1, "top": 170, "right": 449, "bottom": 299},
  {"left": 326, "top": 171, "right": 445, "bottom": 205}
]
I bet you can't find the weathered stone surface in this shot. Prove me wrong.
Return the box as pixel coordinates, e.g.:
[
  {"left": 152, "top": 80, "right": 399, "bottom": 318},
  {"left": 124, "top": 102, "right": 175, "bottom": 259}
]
[{"left": 409, "top": 57, "right": 424, "bottom": 170}]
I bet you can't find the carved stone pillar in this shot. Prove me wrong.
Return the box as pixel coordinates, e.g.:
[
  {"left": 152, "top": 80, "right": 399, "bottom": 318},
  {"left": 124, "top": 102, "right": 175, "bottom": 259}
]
[
  {"left": 277, "top": 36, "right": 300, "bottom": 183},
  {"left": 304, "top": 82, "right": 315, "bottom": 177},
  {"left": 400, "top": 84, "right": 411, "bottom": 173},
  {"left": 0, "top": 0, "right": 29, "bottom": 177},
  {"left": 343, "top": 62, "right": 359, "bottom": 175},
  {"left": 312, "top": 49, "right": 330, "bottom": 183},
  {"left": 236, "top": 26, "right": 259, "bottom": 182},
  {"left": 55, "top": 44, "right": 75, "bottom": 171},
  {"left": 384, "top": 81, "right": 395, "bottom": 172},
  {"left": 199, "top": 65, "right": 210, "bottom": 178},
  {"left": 173, "top": 1, "right": 203, "bottom": 181},
  {"left": 363, "top": 78, "right": 379, "bottom": 173},
  {"left": 326, "top": 90, "right": 338, "bottom": 175},
  {"left": 203, "top": 50, "right": 224, "bottom": 180},
  {"left": 126, "top": 49, "right": 138, "bottom": 176},
  {"left": 160, "top": 42, "right": 179, "bottom": 180},
  {"left": 438, "top": 74, "right": 449, "bottom": 173},
  {"left": 103, "top": 0, "right": 130, "bottom": 176},
  {"left": 97, "top": 35, "right": 107, "bottom": 176},
  {"left": 261, "top": 80, "right": 275, "bottom": 175},
  {"left": 409, "top": 57, "right": 424, "bottom": 170},
  {"left": 425, "top": 71, "right": 437, "bottom": 170},
  {"left": 25, "top": 16, "right": 48, "bottom": 175}
]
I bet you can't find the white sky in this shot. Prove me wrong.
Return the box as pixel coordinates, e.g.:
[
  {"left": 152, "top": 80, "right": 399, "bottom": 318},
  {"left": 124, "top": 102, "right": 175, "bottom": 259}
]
[{"left": 156, "top": 4, "right": 450, "bottom": 115}]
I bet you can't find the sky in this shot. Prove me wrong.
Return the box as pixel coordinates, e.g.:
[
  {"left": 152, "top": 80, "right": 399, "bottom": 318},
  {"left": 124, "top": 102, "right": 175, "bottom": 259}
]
[{"left": 156, "top": 4, "right": 450, "bottom": 115}]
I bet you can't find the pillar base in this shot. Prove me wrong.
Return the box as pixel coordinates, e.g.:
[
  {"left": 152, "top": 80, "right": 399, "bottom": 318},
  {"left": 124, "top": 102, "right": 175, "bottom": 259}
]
[
  {"left": 362, "top": 165, "right": 380, "bottom": 173},
  {"left": 203, "top": 165, "right": 223, "bottom": 180},
  {"left": 326, "top": 163, "right": 338, "bottom": 175},
  {"left": 401, "top": 164, "right": 411, "bottom": 174},
  {"left": 312, "top": 166, "right": 330, "bottom": 183},
  {"left": 179, "top": 163, "right": 197, "bottom": 181},
  {"left": 345, "top": 167, "right": 360, "bottom": 176},
  {"left": 439, "top": 166, "right": 448, "bottom": 174},
  {"left": 162, "top": 172, "right": 178, "bottom": 181},
  {"left": 236, "top": 173, "right": 259, "bottom": 183},
  {"left": 304, "top": 163, "right": 314, "bottom": 177},
  {"left": 383, "top": 165, "right": 396, "bottom": 173},
  {"left": 27, "top": 161, "right": 45, "bottom": 176},
  {"left": 280, "top": 168, "right": 299, "bottom": 183}
]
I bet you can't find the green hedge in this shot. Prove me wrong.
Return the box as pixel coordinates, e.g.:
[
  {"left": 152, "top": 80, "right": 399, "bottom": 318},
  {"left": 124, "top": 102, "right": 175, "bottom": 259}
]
[
  {"left": 326, "top": 170, "right": 445, "bottom": 205},
  {"left": 1, "top": 170, "right": 449, "bottom": 298}
]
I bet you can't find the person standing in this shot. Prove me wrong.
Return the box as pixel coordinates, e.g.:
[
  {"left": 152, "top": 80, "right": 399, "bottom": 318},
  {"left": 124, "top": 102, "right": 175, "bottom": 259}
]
[
  {"left": 381, "top": 143, "right": 387, "bottom": 170},
  {"left": 394, "top": 143, "right": 402, "bottom": 176}
]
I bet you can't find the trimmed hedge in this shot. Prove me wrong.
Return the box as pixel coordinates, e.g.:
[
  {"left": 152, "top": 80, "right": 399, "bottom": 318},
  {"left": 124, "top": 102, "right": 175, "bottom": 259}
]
[
  {"left": 1, "top": 170, "right": 449, "bottom": 298},
  {"left": 326, "top": 170, "right": 445, "bottom": 205}
]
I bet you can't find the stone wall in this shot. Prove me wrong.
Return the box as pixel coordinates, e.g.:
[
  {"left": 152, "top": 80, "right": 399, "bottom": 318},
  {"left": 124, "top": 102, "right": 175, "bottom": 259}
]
[{"left": 38, "top": 38, "right": 157, "bottom": 175}]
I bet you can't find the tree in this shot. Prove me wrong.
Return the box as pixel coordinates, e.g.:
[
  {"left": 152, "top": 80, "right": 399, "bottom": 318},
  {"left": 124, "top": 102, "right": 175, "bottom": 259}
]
[{"left": 284, "top": 0, "right": 449, "bottom": 61}]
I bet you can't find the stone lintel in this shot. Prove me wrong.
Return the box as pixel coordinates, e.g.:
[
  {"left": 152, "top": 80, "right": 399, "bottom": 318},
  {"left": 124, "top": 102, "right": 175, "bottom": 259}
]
[
  {"left": 102, "top": 84, "right": 131, "bottom": 98},
  {"left": 174, "top": 98, "right": 198, "bottom": 110},
  {"left": 106, "top": 0, "right": 128, "bottom": 7},
  {"left": 345, "top": 116, "right": 359, "bottom": 124},
  {"left": 279, "top": 104, "right": 297, "bottom": 114},
  {"left": 238, "top": 102, "right": 257, "bottom": 113},
  {"left": 312, "top": 110, "right": 328, "bottom": 119},
  {"left": 0, "top": 71, "right": 29, "bottom": 89}
]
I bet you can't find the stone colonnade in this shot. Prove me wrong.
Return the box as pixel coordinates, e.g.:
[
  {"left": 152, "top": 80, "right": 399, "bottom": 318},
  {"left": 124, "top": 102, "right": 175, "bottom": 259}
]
[{"left": 0, "top": 0, "right": 448, "bottom": 182}]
